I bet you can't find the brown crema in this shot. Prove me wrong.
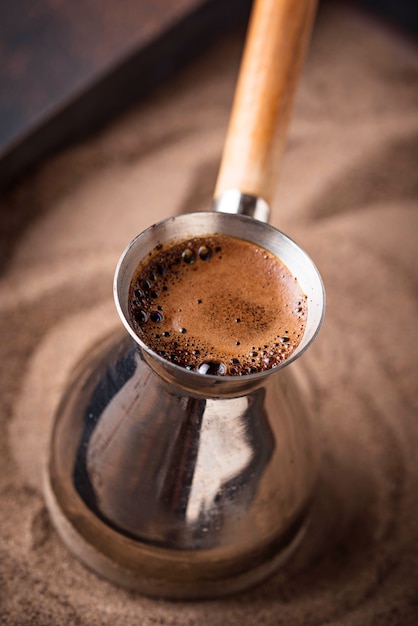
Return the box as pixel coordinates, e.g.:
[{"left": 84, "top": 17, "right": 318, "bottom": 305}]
[{"left": 128, "top": 234, "right": 307, "bottom": 375}]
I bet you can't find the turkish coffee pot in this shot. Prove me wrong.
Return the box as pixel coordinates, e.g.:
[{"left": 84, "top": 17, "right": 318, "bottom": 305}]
[{"left": 45, "top": 0, "right": 324, "bottom": 599}]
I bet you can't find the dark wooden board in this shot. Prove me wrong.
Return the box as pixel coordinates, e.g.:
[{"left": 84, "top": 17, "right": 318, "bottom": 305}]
[
  {"left": 0, "top": 0, "right": 252, "bottom": 189},
  {"left": 0, "top": 0, "right": 415, "bottom": 190}
]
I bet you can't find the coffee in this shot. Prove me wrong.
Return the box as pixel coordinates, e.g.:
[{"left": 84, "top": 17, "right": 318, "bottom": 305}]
[{"left": 128, "top": 234, "right": 307, "bottom": 375}]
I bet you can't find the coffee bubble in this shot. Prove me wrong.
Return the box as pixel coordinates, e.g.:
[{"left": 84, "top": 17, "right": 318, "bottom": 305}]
[
  {"left": 150, "top": 311, "right": 163, "bottom": 323},
  {"left": 198, "top": 361, "right": 227, "bottom": 376},
  {"left": 198, "top": 245, "right": 212, "bottom": 261},
  {"left": 182, "top": 249, "right": 196, "bottom": 264},
  {"left": 134, "top": 310, "right": 148, "bottom": 324}
]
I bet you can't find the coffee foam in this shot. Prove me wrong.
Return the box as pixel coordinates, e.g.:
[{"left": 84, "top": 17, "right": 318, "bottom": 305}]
[{"left": 128, "top": 234, "right": 307, "bottom": 375}]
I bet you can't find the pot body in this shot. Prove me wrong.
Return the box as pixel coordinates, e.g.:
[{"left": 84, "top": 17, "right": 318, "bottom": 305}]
[{"left": 46, "top": 328, "right": 318, "bottom": 598}]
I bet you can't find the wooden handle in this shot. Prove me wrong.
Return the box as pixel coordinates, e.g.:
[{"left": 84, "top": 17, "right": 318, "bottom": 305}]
[{"left": 214, "top": 0, "right": 317, "bottom": 206}]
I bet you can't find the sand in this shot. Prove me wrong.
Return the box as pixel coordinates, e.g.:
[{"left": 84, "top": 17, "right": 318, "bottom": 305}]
[{"left": 1, "top": 2, "right": 418, "bottom": 624}]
